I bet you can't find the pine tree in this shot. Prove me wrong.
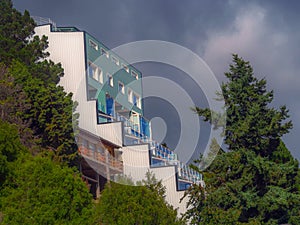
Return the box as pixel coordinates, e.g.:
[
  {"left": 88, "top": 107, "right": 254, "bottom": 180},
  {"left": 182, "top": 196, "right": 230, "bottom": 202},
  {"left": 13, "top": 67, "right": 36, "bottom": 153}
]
[
  {"left": 185, "top": 55, "right": 300, "bottom": 224},
  {"left": 0, "top": 0, "right": 79, "bottom": 163},
  {"left": 194, "top": 54, "right": 292, "bottom": 157}
]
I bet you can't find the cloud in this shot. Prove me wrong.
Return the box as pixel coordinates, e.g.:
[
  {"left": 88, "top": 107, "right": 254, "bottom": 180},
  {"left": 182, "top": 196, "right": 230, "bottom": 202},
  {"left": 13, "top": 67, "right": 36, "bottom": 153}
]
[
  {"left": 201, "top": 4, "right": 300, "bottom": 158},
  {"left": 202, "top": 5, "right": 298, "bottom": 88}
]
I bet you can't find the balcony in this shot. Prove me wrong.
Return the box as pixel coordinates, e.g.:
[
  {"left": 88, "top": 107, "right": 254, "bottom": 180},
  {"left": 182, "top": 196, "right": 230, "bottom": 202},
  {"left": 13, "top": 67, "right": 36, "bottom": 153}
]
[
  {"left": 78, "top": 143, "right": 123, "bottom": 174},
  {"left": 98, "top": 111, "right": 203, "bottom": 188}
]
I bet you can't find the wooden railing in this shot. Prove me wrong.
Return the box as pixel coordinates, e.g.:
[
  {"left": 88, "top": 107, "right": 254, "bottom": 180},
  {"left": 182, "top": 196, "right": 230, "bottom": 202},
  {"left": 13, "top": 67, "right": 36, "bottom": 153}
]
[{"left": 78, "top": 146, "right": 123, "bottom": 172}]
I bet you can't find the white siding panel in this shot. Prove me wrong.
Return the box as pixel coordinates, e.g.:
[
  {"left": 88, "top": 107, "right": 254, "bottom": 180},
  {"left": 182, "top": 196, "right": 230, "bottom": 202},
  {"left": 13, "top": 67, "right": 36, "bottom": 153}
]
[
  {"left": 122, "top": 145, "right": 188, "bottom": 215},
  {"left": 96, "top": 122, "right": 123, "bottom": 147},
  {"left": 35, "top": 25, "right": 104, "bottom": 142}
]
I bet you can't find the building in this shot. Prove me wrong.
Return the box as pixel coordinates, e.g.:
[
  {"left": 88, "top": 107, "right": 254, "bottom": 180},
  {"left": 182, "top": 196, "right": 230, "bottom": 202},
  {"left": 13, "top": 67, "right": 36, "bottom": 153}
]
[{"left": 34, "top": 23, "right": 203, "bottom": 215}]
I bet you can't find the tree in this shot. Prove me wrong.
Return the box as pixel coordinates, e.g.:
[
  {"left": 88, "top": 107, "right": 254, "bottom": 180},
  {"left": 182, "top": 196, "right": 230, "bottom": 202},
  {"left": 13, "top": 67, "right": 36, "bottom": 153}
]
[
  {"left": 0, "top": 120, "right": 26, "bottom": 188},
  {"left": 139, "top": 170, "right": 167, "bottom": 199},
  {"left": 97, "top": 173, "right": 183, "bottom": 225},
  {"left": 0, "top": 155, "right": 97, "bottom": 225},
  {"left": 0, "top": 64, "right": 33, "bottom": 148},
  {"left": 9, "top": 61, "right": 79, "bottom": 161},
  {"left": 0, "top": 1, "right": 79, "bottom": 163},
  {"left": 185, "top": 55, "right": 300, "bottom": 224},
  {"left": 194, "top": 54, "right": 292, "bottom": 157}
]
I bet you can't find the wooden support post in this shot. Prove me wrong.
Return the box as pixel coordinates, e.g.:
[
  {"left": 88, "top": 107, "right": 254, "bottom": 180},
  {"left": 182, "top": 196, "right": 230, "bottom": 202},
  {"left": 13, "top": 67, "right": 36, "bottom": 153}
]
[
  {"left": 105, "top": 150, "right": 111, "bottom": 183},
  {"left": 96, "top": 175, "right": 100, "bottom": 199}
]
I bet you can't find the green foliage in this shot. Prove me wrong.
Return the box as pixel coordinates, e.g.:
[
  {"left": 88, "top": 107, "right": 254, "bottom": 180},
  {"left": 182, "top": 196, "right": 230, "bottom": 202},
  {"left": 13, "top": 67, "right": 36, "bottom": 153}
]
[
  {"left": 10, "top": 61, "right": 78, "bottom": 161},
  {"left": 185, "top": 147, "right": 300, "bottom": 224},
  {"left": 0, "top": 1, "right": 79, "bottom": 163},
  {"left": 0, "top": 0, "right": 48, "bottom": 65},
  {"left": 185, "top": 55, "right": 300, "bottom": 224},
  {"left": 97, "top": 181, "right": 183, "bottom": 225},
  {"left": 194, "top": 54, "right": 292, "bottom": 156},
  {"left": 0, "top": 120, "right": 26, "bottom": 187},
  {"left": 0, "top": 155, "right": 96, "bottom": 225},
  {"left": 139, "top": 170, "right": 167, "bottom": 198},
  {"left": 0, "top": 64, "right": 34, "bottom": 147}
]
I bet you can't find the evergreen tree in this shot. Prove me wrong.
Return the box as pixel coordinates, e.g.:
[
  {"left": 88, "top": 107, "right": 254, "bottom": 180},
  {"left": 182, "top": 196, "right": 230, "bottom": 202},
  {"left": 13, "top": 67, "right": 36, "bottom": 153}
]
[
  {"left": 185, "top": 55, "right": 300, "bottom": 224},
  {"left": 0, "top": 0, "right": 79, "bottom": 163},
  {"left": 194, "top": 54, "right": 292, "bottom": 157}
]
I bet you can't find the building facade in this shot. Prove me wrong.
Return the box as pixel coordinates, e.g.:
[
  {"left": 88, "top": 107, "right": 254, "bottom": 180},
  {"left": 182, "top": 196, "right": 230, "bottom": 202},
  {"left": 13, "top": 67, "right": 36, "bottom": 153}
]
[{"left": 34, "top": 24, "right": 203, "bottom": 215}]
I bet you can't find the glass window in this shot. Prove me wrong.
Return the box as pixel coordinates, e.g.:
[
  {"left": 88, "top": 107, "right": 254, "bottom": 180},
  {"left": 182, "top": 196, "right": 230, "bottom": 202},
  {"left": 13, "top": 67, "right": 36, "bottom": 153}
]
[
  {"left": 89, "top": 39, "right": 98, "bottom": 51},
  {"left": 131, "top": 70, "right": 138, "bottom": 80},
  {"left": 122, "top": 63, "right": 129, "bottom": 73},
  {"left": 128, "top": 89, "right": 133, "bottom": 103},
  {"left": 88, "top": 62, "right": 103, "bottom": 83},
  {"left": 98, "top": 67, "right": 103, "bottom": 83},
  {"left": 118, "top": 82, "right": 125, "bottom": 94},
  {"left": 107, "top": 73, "right": 113, "bottom": 87},
  {"left": 133, "top": 93, "right": 140, "bottom": 108},
  {"left": 111, "top": 56, "right": 120, "bottom": 66},
  {"left": 100, "top": 48, "right": 109, "bottom": 58}
]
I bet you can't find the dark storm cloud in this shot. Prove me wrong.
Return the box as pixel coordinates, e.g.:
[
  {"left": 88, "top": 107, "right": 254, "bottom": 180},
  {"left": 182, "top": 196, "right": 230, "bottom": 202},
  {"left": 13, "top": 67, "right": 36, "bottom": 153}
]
[{"left": 14, "top": 0, "right": 300, "bottom": 160}]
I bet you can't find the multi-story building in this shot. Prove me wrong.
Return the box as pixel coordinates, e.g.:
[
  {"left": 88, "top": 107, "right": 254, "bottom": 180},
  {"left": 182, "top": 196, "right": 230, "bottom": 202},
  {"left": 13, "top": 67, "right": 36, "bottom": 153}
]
[{"left": 34, "top": 22, "right": 203, "bottom": 215}]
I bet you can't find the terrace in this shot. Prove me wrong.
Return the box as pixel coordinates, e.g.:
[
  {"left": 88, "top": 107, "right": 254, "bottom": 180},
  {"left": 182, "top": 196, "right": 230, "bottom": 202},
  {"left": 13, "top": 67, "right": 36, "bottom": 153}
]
[{"left": 98, "top": 110, "right": 203, "bottom": 188}]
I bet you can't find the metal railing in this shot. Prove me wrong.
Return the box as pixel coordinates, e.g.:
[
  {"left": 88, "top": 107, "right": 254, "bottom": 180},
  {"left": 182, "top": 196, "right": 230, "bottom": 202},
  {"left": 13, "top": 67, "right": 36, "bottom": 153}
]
[
  {"left": 99, "top": 111, "right": 202, "bottom": 184},
  {"left": 31, "top": 16, "right": 57, "bottom": 30}
]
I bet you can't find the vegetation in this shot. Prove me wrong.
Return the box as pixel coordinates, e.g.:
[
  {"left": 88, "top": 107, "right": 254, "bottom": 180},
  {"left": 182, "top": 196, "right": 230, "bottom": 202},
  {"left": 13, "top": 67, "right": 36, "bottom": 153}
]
[
  {"left": 0, "top": 0, "right": 79, "bottom": 163},
  {"left": 0, "top": 155, "right": 96, "bottom": 225},
  {"left": 97, "top": 181, "right": 183, "bottom": 225},
  {"left": 1, "top": 0, "right": 299, "bottom": 224},
  {"left": 185, "top": 55, "right": 300, "bottom": 224},
  {"left": 0, "top": 1, "right": 180, "bottom": 224}
]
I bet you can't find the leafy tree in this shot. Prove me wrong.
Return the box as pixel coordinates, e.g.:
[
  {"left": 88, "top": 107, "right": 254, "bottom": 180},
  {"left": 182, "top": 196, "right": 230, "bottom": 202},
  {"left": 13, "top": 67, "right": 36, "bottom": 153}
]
[
  {"left": 0, "top": 120, "right": 26, "bottom": 188},
  {"left": 139, "top": 170, "right": 167, "bottom": 198},
  {"left": 185, "top": 55, "right": 300, "bottom": 224},
  {"left": 97, "top": 182, "right": 183, "bottom": 225},
  {"left": 0, "top": 155, "right": 96, "bottom": 225}
]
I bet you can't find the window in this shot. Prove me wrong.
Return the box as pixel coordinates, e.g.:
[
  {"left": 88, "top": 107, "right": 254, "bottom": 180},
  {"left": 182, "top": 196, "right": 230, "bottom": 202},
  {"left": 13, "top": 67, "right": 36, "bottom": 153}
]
[
  {"left": 88, "top": 62, "right": 103, "bottom": 83},
  {"left": 122, "top": 63, "right": 129, "bottom": 73},
  {"left": 89, "top": 39, "right": 98, "bottom": 51},
  {"left": 131, "top": 70, "right": 139, "bottom": 80},
  {"left": 100, "top": 48, "right": 109, "bottom": 58},
  {"left": 111, "top": 56, "right": 120, "bottom": 66},
  {"left": 133, "top": 93, "right": 141, "bottom": 108},
  {"left": 98, "top": 67, "right": 103, "bottom": 83},
  {"left": 128, "top": 88, "right": 141, "bottom": 108},
  {"left": 107, "top": 73, "right": 113, "bottom": 87},
  {"left": 128, "top": 89, "right": 133, "bottom": 103},
  {"left": 118, "top": 82, "right": 125, "bottom": 94}
]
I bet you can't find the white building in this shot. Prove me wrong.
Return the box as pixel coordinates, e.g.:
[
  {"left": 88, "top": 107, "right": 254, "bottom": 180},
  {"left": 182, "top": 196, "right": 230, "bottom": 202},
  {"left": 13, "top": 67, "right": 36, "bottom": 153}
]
[{"left": 34, "top": 23, "right": 203, "bottom": 215}]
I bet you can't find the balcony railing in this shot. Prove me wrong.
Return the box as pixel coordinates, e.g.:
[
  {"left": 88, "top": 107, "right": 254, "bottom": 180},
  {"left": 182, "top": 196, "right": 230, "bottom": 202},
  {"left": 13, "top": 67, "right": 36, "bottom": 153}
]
[
  {"left": 78, "top": 146, "right": 123, "bottom": 172},
  {"left": 98, "top": 111, "right": 202, "bottom": 185}
]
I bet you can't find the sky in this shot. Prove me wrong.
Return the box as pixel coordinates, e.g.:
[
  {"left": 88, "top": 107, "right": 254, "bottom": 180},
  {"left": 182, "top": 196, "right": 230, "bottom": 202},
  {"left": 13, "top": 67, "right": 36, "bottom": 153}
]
[{"left": 14, "top": 0, "right": 300, "bottom": 161}]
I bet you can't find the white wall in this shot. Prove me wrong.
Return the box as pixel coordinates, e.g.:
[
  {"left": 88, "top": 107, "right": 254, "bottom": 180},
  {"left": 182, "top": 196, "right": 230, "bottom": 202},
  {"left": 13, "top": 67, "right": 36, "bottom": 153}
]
[
  {"left": 35, "top": 25, "right": 189, "bottom": 216},
  {"left": 122, "top": 144, "right": 189, "bottom": 215}
]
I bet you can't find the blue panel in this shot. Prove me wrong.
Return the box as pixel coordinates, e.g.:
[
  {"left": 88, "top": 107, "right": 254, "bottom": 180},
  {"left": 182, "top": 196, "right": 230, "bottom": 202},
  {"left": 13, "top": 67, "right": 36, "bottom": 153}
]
[
  {"left": 140, "top": 117, "right": 150, "bottom": 138},
  {"left": 178, "top": 181, "right": 191, "bottom": 191},
  {"left": 106, "top": 97, "right": 114, "bottom": 122}
]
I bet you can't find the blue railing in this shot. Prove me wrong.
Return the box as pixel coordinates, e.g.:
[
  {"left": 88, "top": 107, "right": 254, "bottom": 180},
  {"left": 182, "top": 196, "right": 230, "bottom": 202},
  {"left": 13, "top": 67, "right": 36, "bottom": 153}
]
[{"left": 101, "top": 111, "right": 203, "bottom": 186}]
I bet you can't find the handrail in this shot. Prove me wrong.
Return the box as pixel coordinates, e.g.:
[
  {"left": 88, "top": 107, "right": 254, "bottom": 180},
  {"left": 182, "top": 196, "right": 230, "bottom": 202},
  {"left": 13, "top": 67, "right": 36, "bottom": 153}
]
[
  {"left": 97, "top": 111, "right": 202, "bottom": 184},
  {"left": 78, "top": 146, "right": 123, "bottom": 172}
]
